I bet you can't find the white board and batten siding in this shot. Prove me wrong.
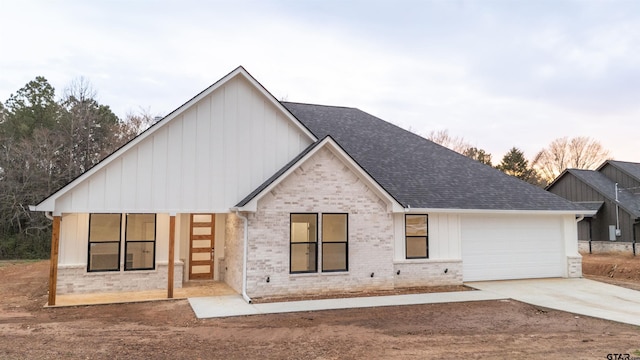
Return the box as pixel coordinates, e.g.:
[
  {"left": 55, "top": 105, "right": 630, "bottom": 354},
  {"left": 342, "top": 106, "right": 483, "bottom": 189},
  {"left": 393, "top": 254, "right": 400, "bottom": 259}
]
[
  {"left": 54, "top": 75, "right": 313, "bottom": 213},
  {"left": 461, "top": 214, "right": 568, "bottom": 282}
]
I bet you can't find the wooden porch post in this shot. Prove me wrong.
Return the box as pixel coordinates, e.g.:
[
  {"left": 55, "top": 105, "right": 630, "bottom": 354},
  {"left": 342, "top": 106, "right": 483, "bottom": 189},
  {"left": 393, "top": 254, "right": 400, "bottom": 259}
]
[
  {"left": 168, "top": 215, "right": 176, "bottom": 299},
  {"left": 48, "top": 216, "right": 61, "bottom": 306}
]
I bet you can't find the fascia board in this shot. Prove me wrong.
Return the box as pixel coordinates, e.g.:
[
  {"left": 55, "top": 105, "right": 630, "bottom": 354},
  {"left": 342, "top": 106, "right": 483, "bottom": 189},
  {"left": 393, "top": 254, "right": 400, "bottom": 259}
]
[{"left": 403, "top": 208, "right": 598, "bottom": 216}]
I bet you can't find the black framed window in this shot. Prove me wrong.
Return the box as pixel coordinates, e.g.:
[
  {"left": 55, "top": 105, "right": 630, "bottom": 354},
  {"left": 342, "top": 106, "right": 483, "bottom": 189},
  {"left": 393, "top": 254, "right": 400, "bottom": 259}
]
[
  {"left": 322, "top": 213, "right": 348, "bottom": 272},
  {"left": 405, "top": 214, "right": 428, "bottom": 259},
  {"left": 125, "top": 214, "right": 156, "bottom": 271},
  {"left": 290, "top": 213, "right": 318, "bottom": 273},
  {"left": 88, "top": 214, "right": 122, "bottom": 272}
]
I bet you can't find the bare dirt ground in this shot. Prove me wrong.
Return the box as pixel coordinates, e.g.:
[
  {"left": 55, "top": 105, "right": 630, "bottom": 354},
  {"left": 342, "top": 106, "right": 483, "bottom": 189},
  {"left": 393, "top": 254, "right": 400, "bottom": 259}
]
[
  {"left": 582, "top": 252, "right": 640, "bottom": 291},
  {"left": 1, "top": 256, "right": 639, "bottom": 359}
]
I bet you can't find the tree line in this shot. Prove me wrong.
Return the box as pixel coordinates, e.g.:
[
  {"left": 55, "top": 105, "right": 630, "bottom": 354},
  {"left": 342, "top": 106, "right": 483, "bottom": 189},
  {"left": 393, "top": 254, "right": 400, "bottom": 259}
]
[
  {"left": 0, "top": 76, "right": 155, "bottom": 259},
  {"left": 427, "top": 130, "right": 611, "bottom": 187}
]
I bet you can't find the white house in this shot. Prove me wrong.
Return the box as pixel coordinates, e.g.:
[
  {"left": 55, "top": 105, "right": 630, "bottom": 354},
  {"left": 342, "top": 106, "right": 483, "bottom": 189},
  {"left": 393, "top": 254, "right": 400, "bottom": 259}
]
[{"left": 31, "top": 66, "right": 592, "bottom": 305}]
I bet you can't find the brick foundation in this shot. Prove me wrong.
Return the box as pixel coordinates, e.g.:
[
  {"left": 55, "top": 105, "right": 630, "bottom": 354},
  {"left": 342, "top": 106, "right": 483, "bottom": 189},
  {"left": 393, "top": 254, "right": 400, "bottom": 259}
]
[
  {"left": 579, "top": 240, "right": 638, "bottom": 255},
  {"left": 567, "top": 255, "right": 582, "bottom": 278},
  {"left": 393, "top": 260, "right": 462, "bottom": 287},
  {"left": 56, "top": 261, "right": 184, "bottom": 295}
]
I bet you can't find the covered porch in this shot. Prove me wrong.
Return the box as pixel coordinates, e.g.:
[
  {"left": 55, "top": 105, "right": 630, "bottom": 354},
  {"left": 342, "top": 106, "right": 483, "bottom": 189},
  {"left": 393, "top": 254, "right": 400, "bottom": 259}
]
[{"left": 47, "top": 212, "right": 236, "bottom": 306}]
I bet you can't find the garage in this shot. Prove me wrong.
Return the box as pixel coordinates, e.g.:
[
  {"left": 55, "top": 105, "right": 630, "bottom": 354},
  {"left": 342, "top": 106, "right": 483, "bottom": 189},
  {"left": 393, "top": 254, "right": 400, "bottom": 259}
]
[{"left": 461, "top": 214, "right": 566, "bottom": 282}]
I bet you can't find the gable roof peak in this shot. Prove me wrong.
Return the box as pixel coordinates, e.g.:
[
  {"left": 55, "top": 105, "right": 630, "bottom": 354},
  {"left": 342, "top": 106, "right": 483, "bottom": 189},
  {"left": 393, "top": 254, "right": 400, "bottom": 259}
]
[
  {"left": 597, "top": 159, "right": 640, "bottom": 183},
  {"left": 31, "top": 65, "right": 317, "bottom": 212},
  {"left": 281, "top": 101, "right": 357, "bottom": 111}
]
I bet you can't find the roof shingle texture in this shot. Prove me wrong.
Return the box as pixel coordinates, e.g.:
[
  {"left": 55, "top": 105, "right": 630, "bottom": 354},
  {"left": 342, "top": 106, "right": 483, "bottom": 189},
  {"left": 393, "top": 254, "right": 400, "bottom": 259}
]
[{"left": 282, "top": 102, "right": 583, "bottom": 211}]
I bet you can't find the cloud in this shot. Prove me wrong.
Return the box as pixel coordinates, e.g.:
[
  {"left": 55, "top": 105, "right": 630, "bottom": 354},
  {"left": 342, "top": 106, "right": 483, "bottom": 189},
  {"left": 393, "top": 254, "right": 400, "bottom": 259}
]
[{"left": 1, "top": 0, "right": 638, "bottom": 164}]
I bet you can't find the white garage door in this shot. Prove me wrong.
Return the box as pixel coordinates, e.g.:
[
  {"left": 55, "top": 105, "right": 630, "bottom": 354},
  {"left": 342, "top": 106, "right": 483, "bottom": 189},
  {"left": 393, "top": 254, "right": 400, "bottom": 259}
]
[{"left": 461, "top": 215, "right": 565, "bottom": 282}]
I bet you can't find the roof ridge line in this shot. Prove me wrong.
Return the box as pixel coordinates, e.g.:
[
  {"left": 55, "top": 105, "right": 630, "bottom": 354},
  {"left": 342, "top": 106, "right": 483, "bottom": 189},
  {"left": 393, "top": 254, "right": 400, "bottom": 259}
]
[{"left": 282, "top": 101, "right": 357, "bottom": 110}]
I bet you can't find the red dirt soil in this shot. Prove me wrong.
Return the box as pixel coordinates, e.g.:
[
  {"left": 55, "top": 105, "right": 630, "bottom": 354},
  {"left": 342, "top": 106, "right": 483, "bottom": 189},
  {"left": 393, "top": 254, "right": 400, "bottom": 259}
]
[{"left": 0, "top": 256, "right": 639, "bottom": 359}]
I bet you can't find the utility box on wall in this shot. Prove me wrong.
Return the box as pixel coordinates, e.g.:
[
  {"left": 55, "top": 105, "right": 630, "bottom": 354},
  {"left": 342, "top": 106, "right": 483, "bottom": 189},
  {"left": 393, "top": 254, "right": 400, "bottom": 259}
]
[{"left": 608, "top": 225, "right": 620, "bottom": 241}]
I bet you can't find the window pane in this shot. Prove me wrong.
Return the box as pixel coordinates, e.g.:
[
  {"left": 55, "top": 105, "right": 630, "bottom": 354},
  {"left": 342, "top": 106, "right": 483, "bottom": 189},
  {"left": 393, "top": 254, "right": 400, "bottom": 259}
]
[
  {"left": 193, "top": 226, "right": 211, "bottom": 236},
  {"left": 192, "top": 239, "right": 212, "bottom": 248},
  {"left": 406, "top": 215, "right": 427, "bottom": 236},
  {"left": 322, "top": 214, "right": 347, "bottom": 242},
  {"left": 406, "top": 237, "right": 428, "bottom": 258},
  {"left": 192, "top": 265, "right": 211, "bottom": 274},
  {"left": 89, "top": 214, "right": 121, "bottom": 242},
  {"left": 89, "top": 242, "right": 119, "bottom": 271},
  {"left": 291, "top": 243, "right": 317, "bottom": 272},
  {"left": 322, "top": 242, "right": 347, "bottom": 271},
  {"left": 126, "top": 214, "right": 155, "bottom": 241},
  {"left": 126, "top": 241, "right": 155, "bottom": 270},
  {"left": 193, "top": 214, "right": 212, "bottom": 223},
  {"left": 291, "top": 214, "right": 317, "bottom": 243},
  {"left": 192, "top": 252, "right": 211, "bottom": 261}
]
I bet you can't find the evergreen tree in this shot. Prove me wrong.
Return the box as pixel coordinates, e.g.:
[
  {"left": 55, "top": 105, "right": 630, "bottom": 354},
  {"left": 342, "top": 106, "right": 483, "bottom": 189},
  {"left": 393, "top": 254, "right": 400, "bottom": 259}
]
[
  {"left": 463, "top": 147, "right": 492, "bottom": 166},
  {"left": 1, "top": 76, "right": 59, "bottom": 139},
  {"left": 496, "top": 147, "right": 544, "bottom": 186}
]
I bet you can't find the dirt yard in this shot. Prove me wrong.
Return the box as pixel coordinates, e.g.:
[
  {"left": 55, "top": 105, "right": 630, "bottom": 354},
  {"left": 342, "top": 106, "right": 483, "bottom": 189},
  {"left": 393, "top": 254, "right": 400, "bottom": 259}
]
[{"left": 1, "top": 255, "right": 639, "bottom": 359}]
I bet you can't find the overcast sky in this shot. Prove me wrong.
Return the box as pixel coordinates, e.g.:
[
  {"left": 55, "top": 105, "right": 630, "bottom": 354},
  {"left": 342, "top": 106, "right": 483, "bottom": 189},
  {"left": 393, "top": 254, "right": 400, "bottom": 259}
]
[{"left": 1, "top": 0, "right": 639, "bottom": 163}]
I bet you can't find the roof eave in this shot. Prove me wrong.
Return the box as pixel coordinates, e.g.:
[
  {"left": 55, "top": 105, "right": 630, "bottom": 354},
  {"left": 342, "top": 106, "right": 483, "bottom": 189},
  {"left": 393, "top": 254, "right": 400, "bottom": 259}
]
[{"left": 403, "top": 208, "right": 597, "bottom": 216}]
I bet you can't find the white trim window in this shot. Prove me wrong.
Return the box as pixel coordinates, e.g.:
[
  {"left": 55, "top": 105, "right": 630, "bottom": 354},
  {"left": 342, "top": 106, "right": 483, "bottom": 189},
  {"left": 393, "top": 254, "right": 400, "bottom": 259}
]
[{"left": 405, "top": 214, "right": 428, "bottom": 259}]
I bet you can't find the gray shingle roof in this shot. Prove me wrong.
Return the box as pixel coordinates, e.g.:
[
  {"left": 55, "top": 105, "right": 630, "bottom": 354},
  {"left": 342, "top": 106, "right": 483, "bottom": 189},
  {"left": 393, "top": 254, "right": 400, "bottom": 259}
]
[
  {"left": 567, "top": 169, "right": 640, "bottom": 217},
  {"left": 280, "top": 102, "right": 585, "bottom": 211},
  {"left": 573, "top": 201, "right": 604, "bottom": 212}
]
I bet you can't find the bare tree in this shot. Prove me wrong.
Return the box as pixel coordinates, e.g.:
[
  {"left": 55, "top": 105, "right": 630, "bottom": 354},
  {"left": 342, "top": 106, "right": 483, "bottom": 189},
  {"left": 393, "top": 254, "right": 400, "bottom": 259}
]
[
  {"left": 115, "top": 109, "right": 160, "bottom": 146},
  {"left": 532, "top": 136, "right": 611, "bottom": 182},
  {"left": 427, "top": 129, "right": 471, "bottom": 153}
]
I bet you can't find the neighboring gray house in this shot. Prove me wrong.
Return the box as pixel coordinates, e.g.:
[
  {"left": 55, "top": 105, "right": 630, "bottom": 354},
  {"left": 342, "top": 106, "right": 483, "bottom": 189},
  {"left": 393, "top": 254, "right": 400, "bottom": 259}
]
[
  {"left": 31, "top": 66, "right": 591, "bottom": 306},
  {"left": 546, "top": 160, "right": 640, "bottom": 254}
]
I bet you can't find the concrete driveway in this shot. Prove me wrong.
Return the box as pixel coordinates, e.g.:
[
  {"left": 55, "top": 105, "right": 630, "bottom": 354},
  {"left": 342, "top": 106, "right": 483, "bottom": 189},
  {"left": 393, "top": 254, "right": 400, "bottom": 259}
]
[{"left": 468, "top": 278, "right": 640, "bottom": 326}]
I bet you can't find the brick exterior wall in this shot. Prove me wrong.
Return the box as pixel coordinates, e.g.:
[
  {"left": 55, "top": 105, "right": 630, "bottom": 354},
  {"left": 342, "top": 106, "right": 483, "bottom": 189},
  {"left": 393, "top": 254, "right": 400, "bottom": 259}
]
[
  {"left": 579, "top": 240, "right": 638, "bottom": 255},
  {"left": 222, "top": 213, "right": 244, "bottom": 294},
  {"left": 241, "top": 147, "right": 466, "bottom": 299},
  {"left": 56, "top": 262, "right": 183, "bottom": 294},
  {"left": 566, "top": 255, "right": 582, "bottom": 278}
]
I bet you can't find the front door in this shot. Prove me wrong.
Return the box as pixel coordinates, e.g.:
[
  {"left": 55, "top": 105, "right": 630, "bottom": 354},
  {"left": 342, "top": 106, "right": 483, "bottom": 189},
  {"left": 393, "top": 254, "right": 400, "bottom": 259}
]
[{"left": 189, "top": 214, "right": 215, "bottom": 280}]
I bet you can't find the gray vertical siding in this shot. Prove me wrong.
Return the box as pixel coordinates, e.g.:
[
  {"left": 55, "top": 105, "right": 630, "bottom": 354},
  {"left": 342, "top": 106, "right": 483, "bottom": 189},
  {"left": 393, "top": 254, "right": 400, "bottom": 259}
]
[
  {"left": 600, "top": 163, "right": 640, "bottom": 192},
  {"left": 548, "top": 173, "right": 637, "bottom": 242}
]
